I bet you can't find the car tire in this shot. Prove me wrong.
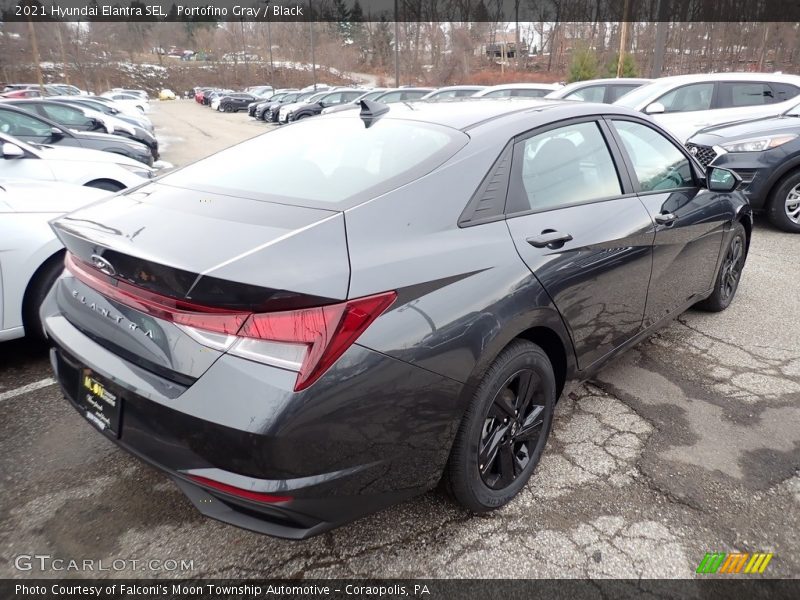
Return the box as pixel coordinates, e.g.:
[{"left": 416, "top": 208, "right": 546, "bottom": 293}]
[
  {"left": 85, "top": 180, "right": 124, "bottom": 192},
  {"left": 295, "top": 113, "right": 309, "bottom": 120},
  {"left": 767, "top": 170, "right": 800, "bottom": 233},
  {"left": 695, "top": 221, "right": 747, "bottom": 312},
  {"left": 23, "top": 253, "right": 65, "bottom": 340},
  {"left": 445, "top": 340, "right": 556, "bottom": 513}
]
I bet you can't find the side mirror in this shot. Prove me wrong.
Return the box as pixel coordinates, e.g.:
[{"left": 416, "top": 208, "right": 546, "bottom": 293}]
[
  {"left": 645, "top": 102, "right": 665, "bottom": 115},
  {"left": 706, "top": 167, "right": 740, "bottom": 192},
  {"left": 50, "top": 126, "right": 65, "bottom": 139},
  {"left": 2, "top": 142, "right": 25, "bottom": 159}
]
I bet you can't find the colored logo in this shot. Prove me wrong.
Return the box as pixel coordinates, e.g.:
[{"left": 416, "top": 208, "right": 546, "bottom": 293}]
[{"left": 696, "top": 552, "right": 774, "bottom": 574}]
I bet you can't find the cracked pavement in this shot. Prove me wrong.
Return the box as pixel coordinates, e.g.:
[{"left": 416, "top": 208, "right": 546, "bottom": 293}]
[{"left": 0, "top": 101, "right": 798, "bottom": 580}]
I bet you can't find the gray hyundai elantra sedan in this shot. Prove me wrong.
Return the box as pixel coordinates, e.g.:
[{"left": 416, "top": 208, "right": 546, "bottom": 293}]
[{"left": 42, "top": 98, "right": 751, "bottom": 538}]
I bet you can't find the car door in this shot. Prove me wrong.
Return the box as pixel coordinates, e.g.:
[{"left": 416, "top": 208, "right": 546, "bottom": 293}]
[
  {"left": 709, "top": 80, "right": 784, "bottom": 123},
  {"left": 35, "top": 103, "right": 96, "bottom": 132},
  {"left": 504, "top": 118, "right": 655, "bottom": 370},
  {"left": 0, "top": 147, "right": 55, "bottom": 182},
  {"left": 0, "top": 109, "right": 54, "bottom": 145},
  {"left": 648, "top": 82, "right": 715, "bottom": 142},
  {"left": 606, "top": 117, "right": 731, "bottom": 327}
]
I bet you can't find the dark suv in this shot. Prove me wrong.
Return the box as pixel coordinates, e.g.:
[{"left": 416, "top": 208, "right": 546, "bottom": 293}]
[
  {"left": 218, "top": 93, "right": 258, "bottom": 113},
  {"left": 288, "top": 90, "right": 366, "bottom": 121}
]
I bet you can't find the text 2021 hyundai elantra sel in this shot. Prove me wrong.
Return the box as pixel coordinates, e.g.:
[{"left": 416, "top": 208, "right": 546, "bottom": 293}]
[{"left": 42, "top": 99, "right": 751, "bottom": 539}]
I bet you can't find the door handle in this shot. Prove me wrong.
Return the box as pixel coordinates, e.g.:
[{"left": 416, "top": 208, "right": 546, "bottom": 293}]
[
  {"left": 526, "top": 230, "right": 573, "bottom": 249},
  {"left": 654, "top": 212, "right": 677, "bottom": 226}
]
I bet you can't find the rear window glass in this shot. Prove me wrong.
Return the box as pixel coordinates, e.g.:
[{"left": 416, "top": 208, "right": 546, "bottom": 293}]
[{"left": 161, "top": 117, "right": 467, "bottom": 208}]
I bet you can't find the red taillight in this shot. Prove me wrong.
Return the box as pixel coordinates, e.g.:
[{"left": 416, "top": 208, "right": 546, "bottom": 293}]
[
  {"left": 238, "top": 292, "right": 396, "bottom": 391},
  {"left": 65, "top": 253, "right": 396, "bottom": 391},
  {"left": 187, "top": 475, "right": 292, "bottom": 504},
  {"left": 65, "top": 253, "right": 249, "bottom": 335}
]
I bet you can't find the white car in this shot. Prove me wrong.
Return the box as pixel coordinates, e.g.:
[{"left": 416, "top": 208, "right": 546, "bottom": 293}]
[
  {"left": 472, "top": 83, "right": 562, "bottom": 98},
  {"left": 0, "top": 179, "right": 107, "bottom": 340},
  {"left": 544, "top": 77, "right": 651, "bottom": 103},
  {"left": 613, "top": 72, "right": 800, "bottom": 142},
  {"left": 101, "top": 91, "right": 150, "bottom": 114},
  {"left": 1, "top": 132, "right": 154, "bottom": 192}
]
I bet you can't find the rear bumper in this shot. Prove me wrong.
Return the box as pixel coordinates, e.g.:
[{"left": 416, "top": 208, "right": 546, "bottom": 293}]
[{"left": 44, "top": 296, "right": 463, "bottom": 538}]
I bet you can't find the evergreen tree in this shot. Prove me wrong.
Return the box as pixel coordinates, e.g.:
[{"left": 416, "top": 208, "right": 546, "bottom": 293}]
[
  {"left": 568, "top": 45, "right": 598, "bottom": 83},
  {"left": 606, "top": 53, "right": 638, "bottom": 77}
]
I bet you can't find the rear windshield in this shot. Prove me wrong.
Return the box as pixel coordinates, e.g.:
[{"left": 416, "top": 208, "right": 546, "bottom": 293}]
[{"left": 161, "top": 117, "right": 467, "bottom": 208}]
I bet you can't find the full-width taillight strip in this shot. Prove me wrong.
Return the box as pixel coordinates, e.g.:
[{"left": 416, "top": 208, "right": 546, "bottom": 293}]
[
  {"left": 64, "top": 252, "right": 396, "bottom": 391},
  {"left": 65, "top": 252, "right": 250, "bottom": 335}
]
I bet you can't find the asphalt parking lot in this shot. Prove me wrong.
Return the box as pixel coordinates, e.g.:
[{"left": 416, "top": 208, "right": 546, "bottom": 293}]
[{"left": 0, "top": 100, "right": 798, "bottom": 579}]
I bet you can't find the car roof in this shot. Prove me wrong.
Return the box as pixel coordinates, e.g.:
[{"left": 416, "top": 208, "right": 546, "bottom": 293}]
[
  {"left": 478, "top": 82, "right": 562, "bottom": 92},
  {"left": 651, "top": 72, "right": 800, "bottom": 84},
  {"left": 558, "top": 78, "right": 651, "bottom": 88},
  {"left": 327, "top": 96, "right": 643, "bottom": 132},
  {"left": 430, "top": 85, "right": 487, "bottom": 91}
]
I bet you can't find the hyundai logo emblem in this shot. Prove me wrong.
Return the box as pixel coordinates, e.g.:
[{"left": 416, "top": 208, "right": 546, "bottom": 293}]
[
  {"left": 690, "top": 146, "right": 698, "bottom": 155},
  {"left": 91, "top": 254, "right": 116, "bottom": 277}
]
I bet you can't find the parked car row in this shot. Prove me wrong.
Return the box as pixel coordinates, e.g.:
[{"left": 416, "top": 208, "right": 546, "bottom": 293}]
[
  {"left": 1, "top": 83, "right": 158, "bottom": 343},
  {"left": 214, "top": 73, "right": 800, "bottom": 232},
  {"left": 1, "top": 85, "right": 157, "bottom": 164}
]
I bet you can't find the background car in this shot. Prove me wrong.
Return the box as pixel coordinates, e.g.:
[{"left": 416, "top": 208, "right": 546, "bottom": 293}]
[
  {"left": 370, "top": 87, "right": 435, "bottom": 103},
  {"left": 261, "top": 91, "right": 308, "bottom": 121},
  {"left": 473, "top": 83, "right": 562, "bottom": 98},
  {"left": 0, "top": 84, "right": 63, "bottom": 98},
  {"left": 613, "top": 72, "right": 800, "bottom": 142},
  {"left": 0, "top": 104, "right": 153, "bottom": 165},
  {"left": 3, "top": 99, "right": 159, "bottom": 160},
  {"left": 159, "top": 89, "right": 177, "bottom": 101},
  {"left": 50, "top": 96, "right": 154, "bottom": 134},
  {"left": 218, "top": 93, "right": 258, "bottom": 113},
  {"left": 545, "top": 78, "right": 651, "bottom": 103},
  {"left": 687, "top": 100, "right": 800, "bottom": 232},
  {"left": 40, "top": 100, "right": 749, "bottom": 539},
  {"left": 1, "top": 131, "right": 153, "bottom": 191},
  {"left": 101, "top": 91, "right": 149, "bottom": 113},
  {"left": 421, "top": 86, "right": 487, "bottom": 101},
  {"left": 278, "top": 90, "right": 331, "bottom": 123},
  {"left": 0, "top": 179, "right": 107, "bottom": 341},
  {"left": 320, "top": 88, "right": 391, "bottom": 115},
  {"left": 288, "top": 89, "right": 365, "bottom": 121},
  {"left": 249, "top": 90, "right": 296, "bottom": 117}
]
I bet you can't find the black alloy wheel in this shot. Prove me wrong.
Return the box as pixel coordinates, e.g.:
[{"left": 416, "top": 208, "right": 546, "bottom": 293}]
[
  {"left": 445, "top": 340, "right": 556, "bottom": 512},
  {"left": 695, "top": 221, "right": 747, "bottom": 312},
  {"left": 479, "top": 368, "right": 547, "bottom": 490}
]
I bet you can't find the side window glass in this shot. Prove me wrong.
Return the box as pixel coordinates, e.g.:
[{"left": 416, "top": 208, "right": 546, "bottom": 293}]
[
  {"left": 656, "top": 83, "right": 713, "bottom": 113},
  {"left": 41, "top": 105, "right": 90, "bottom": 127},
  {"left": 566, "top": 86, "right": 605, "bottom": 102},
  {"left": 378, "top": 91, "right": 403, "bottom": 103},
  {"left": 0, "top": 111, "right": 51, "bottom": 138},
  {"left": 512, "top": 89, "right": 549, "bottom": 98},
  {"left": 509, "top": 121, "right": 622, "bottom": 213},
  {"left": 484, "top": 89, "right": 511, "bottom": 98},
  {"left": 608, "top": 84, "right": 639, "bottom": 103},
  {"left": 770, "top": 83, "right": 800, "bottom": 102},
  {"left": 612, "top": 120, "right": 694, "bottom": 192},
  {"left": 718, "top": 82, "right": 774, "bottom": 107}
]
